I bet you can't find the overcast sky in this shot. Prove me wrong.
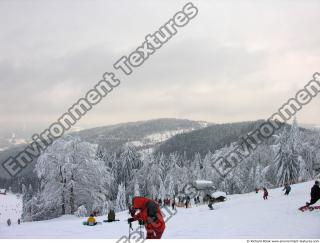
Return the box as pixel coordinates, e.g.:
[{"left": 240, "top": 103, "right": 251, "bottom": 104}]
[{"left": 1, "top": 0, "right": 320, "bottom": 134}]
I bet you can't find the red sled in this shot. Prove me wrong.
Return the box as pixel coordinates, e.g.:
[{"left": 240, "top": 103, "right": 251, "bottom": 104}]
[{"left": 298, "top": 205, "right": 320, "bottom": 212}]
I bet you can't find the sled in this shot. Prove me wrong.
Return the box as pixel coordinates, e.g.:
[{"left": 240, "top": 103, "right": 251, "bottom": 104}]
[
  {"left": 298, "top": 205, "right": 320, "bottom": 212},
  {"left": 103, "top": 219, "right": 120, "bottom": 223},
  {"left": 82, "top": 221, "right": 102, "bottom": 226}
]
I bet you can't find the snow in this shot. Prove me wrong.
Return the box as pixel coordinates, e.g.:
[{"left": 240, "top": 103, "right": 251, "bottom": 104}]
[
  {"left": 125, "top": 129, "right": 196, "bottom": 157},
  {"left": 1, "top": 181, "right": 319, "bottom": 238},
  {"left": 211, "top": 191, "right": 227, "bottom": 198},
  {"left": 0, "top": 147, "right": 8, "bottom": 152},
  {"left": 8, "top": 133, "right": 27, "bottom": 146},
  {"left": 193, "top": 180, "right": 214, "bottom": 190},
  {"left": 0, "top": 193, "right": 22, "bottom": 225},
  {"left": 144, "top": 129, "right": 190, "bottom": 143},
  {"left": 194, "top": 180, "right": 213, "bottom": 184}
]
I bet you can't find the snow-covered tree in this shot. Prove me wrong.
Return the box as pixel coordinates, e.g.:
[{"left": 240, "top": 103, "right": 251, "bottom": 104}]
[
  {"left": 275, "top": 122, "right": 300, "bottom": 186},
  {"left": 117, "top": 144, "right": 142, "bottom": 196},
  {"left": 75, "top": 205, "right": 88, "bottom": 217},
  {"left": 193, "top": 152, "right": 203, "bottom": 180},
  {"left": 115, "top": 183, "right": 127, "bottom": 212},
  {"left": 166, "top": 176, "right": 175, "bottom": 198},
  {"left": 31, "top": 135, "right": 111, "bottom": 221},
  {"left": 158, "top": 179, "right": 166, "bottom": 199},
  {"left": 134, "top": 179, "right": 140, "bottom": 197}
]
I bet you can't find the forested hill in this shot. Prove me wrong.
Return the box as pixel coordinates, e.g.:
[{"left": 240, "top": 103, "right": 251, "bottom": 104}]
[
  {"left": 75, "top": 118, "right": 207, "bottom": 153},
  {"left": 0, "top": 118, "right": 206, "bottom": 181},
  {"left": 156, "top": 120, "right": 272, "bottom": 158}
]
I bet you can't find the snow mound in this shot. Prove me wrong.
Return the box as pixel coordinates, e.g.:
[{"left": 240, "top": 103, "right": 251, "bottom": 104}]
[{"left": 211, "top": 191, "right": 227, "bottom": 198}]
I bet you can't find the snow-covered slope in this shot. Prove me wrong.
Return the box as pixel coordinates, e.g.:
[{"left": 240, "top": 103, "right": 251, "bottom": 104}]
[
  {"left": 1, "top": 181, "right": 319, "bottom": 239},
  {"left": 0, "top": 193, "right": 22, "bottom": 225}
]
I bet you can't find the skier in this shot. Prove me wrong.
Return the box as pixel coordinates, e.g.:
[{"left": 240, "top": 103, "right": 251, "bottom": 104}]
[
  {"left": 208, "top": 197, "right": 214, "bottom": 210},
  {"left": 171, "top": 198, "right": 176, "bottom": 210},
  {"left": 18, "top": 219, "right": 21, "bottom": 225},
  {"left": 263, "top": 187, "right": 268, "bottom": 200},
  {"left": 185, "top": 198, "right": 188, "bottom": 208},
  {"left": 196, "top": 196, "right": 200, "bottom": 204},
  {"left": 283, "top": 183, "right": 291, "bottom": 195},
  {"left": 165, "top": 198, "right": 170, "bottom": 206},
  {"left": 86, "top": 214, "right": 97, "bottom": 226},
  {"left": 7, "top": 218, "right": 11, "bottom": 226},
  {"left": 166, "top": 198, "right": 171, "bottom": 206},
  {"left": 178, "top": 196, "right": 182, "bottom": 206},
  {"left": 306, "top": 181, "right": 320, "bottom": 206},
  {"left": 128, "top": 196, "right": 165, "bottom": 239}
]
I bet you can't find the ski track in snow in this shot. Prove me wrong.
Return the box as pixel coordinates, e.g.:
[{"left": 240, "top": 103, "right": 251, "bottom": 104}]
[{"left": 0, "top": 181, "right": 319, "bottom": 238}]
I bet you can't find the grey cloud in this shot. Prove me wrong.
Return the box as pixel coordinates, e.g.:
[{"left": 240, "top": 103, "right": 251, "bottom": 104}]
[{"left": 0, "top": 0, "right": 320, "bottom": 132}]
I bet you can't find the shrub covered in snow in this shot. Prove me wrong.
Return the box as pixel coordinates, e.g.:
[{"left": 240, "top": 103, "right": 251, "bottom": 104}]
[{"left": 75, "top": 205, "right": 87, "bottom": 217}]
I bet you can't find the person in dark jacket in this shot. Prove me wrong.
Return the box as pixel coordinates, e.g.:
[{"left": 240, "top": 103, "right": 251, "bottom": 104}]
[
  {"left": 107, "top": 209, "right": 116, "bottom": 222},
  {"left": 208, "top": 197, "right": 214, "bottom": 210},
  {"left": 283, "top": 184, "right": 291, "bottom": 195},
  {"left": 263, "top": 187, "right": 268, "bottom": 200},
  {"left": 128, "top": 197, "right": 165, "bottom": 239},
  {"left": 306, "top": 181, "right": 320, "bottom": 206},
  {"left": 171, "top": 198, "right": 176, "bottom": 210},
  {"left": 185, "top": 196, "right": 190, "bottom": 208}
]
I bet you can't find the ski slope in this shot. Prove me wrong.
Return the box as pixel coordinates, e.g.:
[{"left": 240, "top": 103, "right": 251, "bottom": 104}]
[
  {"left": 0, "top": 193, "right": 22, "bottom": 225},
  {"left": 1, "top": 181, "right": 319, "bottom": 239}
]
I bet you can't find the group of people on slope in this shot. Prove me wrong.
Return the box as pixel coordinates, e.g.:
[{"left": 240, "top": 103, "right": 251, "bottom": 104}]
[
  {"left": 155, "top": 197, "right": 176, "bottom": 210},
  {"left": 124, "top": 181, "right": 320, "bottom": 240},
  {"left": 6, "top": 218, "right": 21, "bottom": 227},
  {"left": 256, "top": 180, "right": 320, "bottom": 207},
  {"left": 177, "top": 195, "right": 192, "bottom": 208},
  {"left": 86, "top": 209, "right": 117, "bottom": 226},
  {"left": 255, "top": 183, "right": 291, "bottom": 200},
  {"left": 84, "top": 197, "right": 166, "bottom": 239}
]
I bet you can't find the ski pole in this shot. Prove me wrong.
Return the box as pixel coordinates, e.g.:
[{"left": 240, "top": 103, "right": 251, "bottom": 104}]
[
  {"left": 129, "top": 222, "right": 132, "bottom": 239},
  {"left": 139, "top": 224, "right": 143, "bottom": 239}
]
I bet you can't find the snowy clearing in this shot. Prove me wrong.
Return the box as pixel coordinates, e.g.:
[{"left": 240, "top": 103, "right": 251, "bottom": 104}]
[
  {"left": 0, "top": 181, "right": 319, "bottom": 239},
  {"left": 0, "top": 193, "right": 22, "bottom": 225}
]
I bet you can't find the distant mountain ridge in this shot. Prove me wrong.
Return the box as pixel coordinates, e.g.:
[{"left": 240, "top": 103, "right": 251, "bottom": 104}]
[{"left": 0, "top": 118, "right": 208, "bottom": 179}]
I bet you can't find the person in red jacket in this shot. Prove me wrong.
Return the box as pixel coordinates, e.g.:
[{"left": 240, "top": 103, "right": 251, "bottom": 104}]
[{"left": 128, "top": 197, "right": 165, "bottom": 239}]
